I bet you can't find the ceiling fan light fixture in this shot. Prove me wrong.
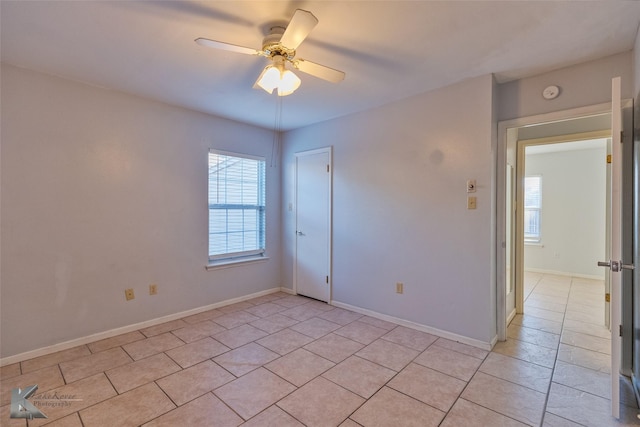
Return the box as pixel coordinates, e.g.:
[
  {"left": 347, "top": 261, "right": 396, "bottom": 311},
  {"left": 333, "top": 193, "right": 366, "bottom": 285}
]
[
  {"left": 255, "top": 55, "right": 301, "bottom": 96},
  {"left": 255, "top": 66, "right": 281, "bottom": 94},
  {"left": 197, "top": 9, "right": 346, "bottom": 95},
  {"left": 277, "top": 68, "right": 301, "bottom": 96}
]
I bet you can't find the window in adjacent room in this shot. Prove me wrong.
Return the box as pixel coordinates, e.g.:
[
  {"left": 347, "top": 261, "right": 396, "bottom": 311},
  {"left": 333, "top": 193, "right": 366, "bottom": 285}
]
[
  {"left": 208, "top": 150, "right": 266, "bottom": 263},
  {"left": 524, "top": 175, "right": 542, "bottom": 243}
]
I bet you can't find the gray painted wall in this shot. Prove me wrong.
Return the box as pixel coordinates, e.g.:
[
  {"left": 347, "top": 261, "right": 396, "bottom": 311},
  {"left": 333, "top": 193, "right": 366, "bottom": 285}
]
[
  {"left": 1, "top": 39, "right": 637, "bottom": 360},
  {"left": 0, "top": 64, "right": 283, "bottom": 357},
  {"left": 282, "top": 75, "right": 496, "bottom": 344},
  {"left": 498, "top": 51, "right": 633, "bottom": 121}
]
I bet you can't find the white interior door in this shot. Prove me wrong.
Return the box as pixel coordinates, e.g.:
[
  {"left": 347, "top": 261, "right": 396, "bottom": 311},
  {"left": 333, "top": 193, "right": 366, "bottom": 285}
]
[
  {"left": 294, "top": 147, "right": 332, "bottom": 302},
  {"left": 598, "top": 76, "right": 623, "bottom": 419},
  {"left": 605, "top": 139, "right": 612, "bottom": 328}
]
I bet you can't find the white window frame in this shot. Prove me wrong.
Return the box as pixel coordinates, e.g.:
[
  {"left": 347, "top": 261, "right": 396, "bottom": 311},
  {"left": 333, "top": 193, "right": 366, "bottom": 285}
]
[
  {"left": 208, "top": 149, "right": 266, "bottom": 266},
  {"left": 524, "top": 175, "right": 542, "bottom": 243}
]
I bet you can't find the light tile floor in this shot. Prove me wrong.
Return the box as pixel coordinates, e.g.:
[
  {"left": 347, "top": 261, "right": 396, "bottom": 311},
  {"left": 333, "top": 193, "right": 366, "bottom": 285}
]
[{"left": 1, "top": 274, "right": 639, "bottom": 426}]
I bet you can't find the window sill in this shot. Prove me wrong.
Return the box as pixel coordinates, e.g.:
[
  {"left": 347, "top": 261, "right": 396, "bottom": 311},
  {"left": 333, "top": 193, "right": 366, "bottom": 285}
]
[
  {"left": 206, "top": 256, "right": 269, "bottom": 271},
  {"left": 525, "top": 242, "right": 544, "bottom": 247}
]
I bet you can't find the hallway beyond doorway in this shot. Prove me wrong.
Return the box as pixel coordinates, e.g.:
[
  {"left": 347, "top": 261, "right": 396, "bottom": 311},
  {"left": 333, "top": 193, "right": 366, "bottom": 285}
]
[{"left": 500, "top": 272, "right": 639, "bottom": 424}]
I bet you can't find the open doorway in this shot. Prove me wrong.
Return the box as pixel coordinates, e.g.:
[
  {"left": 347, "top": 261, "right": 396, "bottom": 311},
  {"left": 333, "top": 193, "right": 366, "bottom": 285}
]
[
  {"left": 498, "top": 109, "right": 613, "bottom": 336},
  {"left": 520, "top": 136, "right": 609, "bottom": 331},
  {"left": 497, "top": 99, "right": 637, "bottom": 417}
]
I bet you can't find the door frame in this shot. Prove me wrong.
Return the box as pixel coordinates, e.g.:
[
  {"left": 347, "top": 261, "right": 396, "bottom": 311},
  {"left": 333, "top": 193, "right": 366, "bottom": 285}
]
[
  {"left": 505, "top": 162, "right": 516, "bottom": 325},
  {"left": 497, "top": 101, "right": 618, "bottom": 341},
  {"left": 515, "top": 129, "right": 611, "bottom": 300},
  {"left": 293, "top": 146, "right": 333, "bottom": 302}
]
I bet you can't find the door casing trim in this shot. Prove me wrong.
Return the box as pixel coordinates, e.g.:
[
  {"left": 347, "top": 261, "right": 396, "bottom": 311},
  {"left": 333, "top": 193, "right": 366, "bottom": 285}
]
[{"left": 496, "top": 101, "right": 624, "bottom": 341}]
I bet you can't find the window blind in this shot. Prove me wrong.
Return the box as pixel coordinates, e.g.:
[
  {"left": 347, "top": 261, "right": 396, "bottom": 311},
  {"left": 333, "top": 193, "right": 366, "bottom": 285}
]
[{"left": 208, "top": 150, "right": 266, "bottom": 260}]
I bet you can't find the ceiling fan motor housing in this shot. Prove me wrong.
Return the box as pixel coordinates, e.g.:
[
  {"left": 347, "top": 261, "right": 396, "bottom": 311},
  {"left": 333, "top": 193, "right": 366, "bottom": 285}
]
[{"left": 262, "top": 27, "right": 295, "bottom": 60}]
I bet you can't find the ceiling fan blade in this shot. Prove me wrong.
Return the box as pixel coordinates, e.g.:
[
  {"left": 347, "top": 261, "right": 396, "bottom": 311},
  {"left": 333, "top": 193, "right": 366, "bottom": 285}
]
[
  {"left": 195, "top": 38, "right": 260, "bottom": 56},
  {"left": 279, "top": 9, "right": 318, "bottom": 49},
  {"left": 294, "top": 59, "right": 345, "bottom": 83}
]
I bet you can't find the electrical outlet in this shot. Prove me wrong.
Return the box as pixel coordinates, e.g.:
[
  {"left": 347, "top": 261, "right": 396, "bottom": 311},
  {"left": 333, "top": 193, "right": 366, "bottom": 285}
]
[
  {"left": 125, "top": 289, "right": 135, "bottom": 301},
  {"left": 149, "top": 284, "right": 158, "bottom": 295},
  {"left": 396, "top": 282, "right": 404, "bottom": 294}
]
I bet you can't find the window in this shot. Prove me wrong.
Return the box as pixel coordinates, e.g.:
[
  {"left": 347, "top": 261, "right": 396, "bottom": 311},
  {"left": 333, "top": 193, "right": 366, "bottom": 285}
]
[
  {"left": 524, "top": 175, "right": 542, "bottom": 243},
  {"left": 208, "top": 150, "right": 266, "bottom": 262}
]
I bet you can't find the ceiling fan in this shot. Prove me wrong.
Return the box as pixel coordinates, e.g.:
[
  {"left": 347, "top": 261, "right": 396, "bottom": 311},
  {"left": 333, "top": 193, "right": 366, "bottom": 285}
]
[{"left": 196, "top": 9, "right": 345, "bottom": 96}]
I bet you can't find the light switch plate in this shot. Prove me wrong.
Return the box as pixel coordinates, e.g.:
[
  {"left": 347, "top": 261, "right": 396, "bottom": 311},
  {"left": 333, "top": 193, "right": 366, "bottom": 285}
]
[{"left": 467, "top": 196, "right": 477, "bottom": 209}]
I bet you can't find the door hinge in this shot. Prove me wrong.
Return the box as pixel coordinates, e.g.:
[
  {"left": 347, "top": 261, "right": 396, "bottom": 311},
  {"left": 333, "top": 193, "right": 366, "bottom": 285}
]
[
  {"left": 326, "top": 164, "right": 330, "bottom": 173},
  {"left": 621, "top": 131, "right": 624, "bottom": 142},
  {"left": 606, "top": 154, "right": 612, "bottom": 164},
  {"left": 326, "top": 276, "right": 329, "bottom": 284},
  {"left": 620, "top": 324, "right": 623, "bottom": 337},
  {"left": 605, "top": 293, "right": 610, "bottom": 302}
]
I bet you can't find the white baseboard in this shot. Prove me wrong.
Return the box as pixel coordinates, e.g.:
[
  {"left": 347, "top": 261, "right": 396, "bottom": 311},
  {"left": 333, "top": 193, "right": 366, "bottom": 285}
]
[
  {"left": 330, "top": 300, "right": 493, "bottom": 351},
  {"left": 489, "top": 334, "right": 499, "bottom": 348},
  {"left": 1, "top": 287, "right": 285, "bottom": 366},
  {"left": 524, "top": 268, "right": 604, "bottom": 281},
  {"left": 3, "top": 286, "right": 492, "bottom": 365}
]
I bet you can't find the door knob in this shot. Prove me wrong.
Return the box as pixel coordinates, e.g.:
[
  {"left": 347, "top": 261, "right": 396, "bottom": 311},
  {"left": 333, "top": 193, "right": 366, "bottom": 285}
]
[{"left": 598, "top": 260, "right": 635, "bottom": 272}]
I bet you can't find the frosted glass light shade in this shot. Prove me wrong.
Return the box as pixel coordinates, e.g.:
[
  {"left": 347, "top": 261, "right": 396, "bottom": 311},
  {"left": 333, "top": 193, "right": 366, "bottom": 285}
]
[
  {"left": 277, "top": 69, "right": 301, "bottom": 96},
  {"left": 255, "top": 66, "right": 281, "bottom": 94},
  {"left": 255, "top": 56, "right": 301, "bottom": 96}
]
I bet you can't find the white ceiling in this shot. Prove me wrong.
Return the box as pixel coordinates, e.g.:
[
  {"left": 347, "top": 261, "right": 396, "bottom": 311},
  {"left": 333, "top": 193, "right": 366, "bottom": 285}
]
[{"left": 2, "top": 1, "right": 639, "bottom": 131}]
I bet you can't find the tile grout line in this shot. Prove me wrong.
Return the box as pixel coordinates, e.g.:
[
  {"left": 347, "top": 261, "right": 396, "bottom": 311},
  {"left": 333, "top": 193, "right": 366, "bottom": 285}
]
[
  {"left": 434, "top": 345, "right": 494, "bottom": 426},
  {"left": 8, "top": 292, "right": 525, "bottom": 426},
  {"left": 323, "top": 337, "right": 435, "bottom": 424},
  {"left": 538, "top": 274, "right": 572, "bottom": 426}
]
